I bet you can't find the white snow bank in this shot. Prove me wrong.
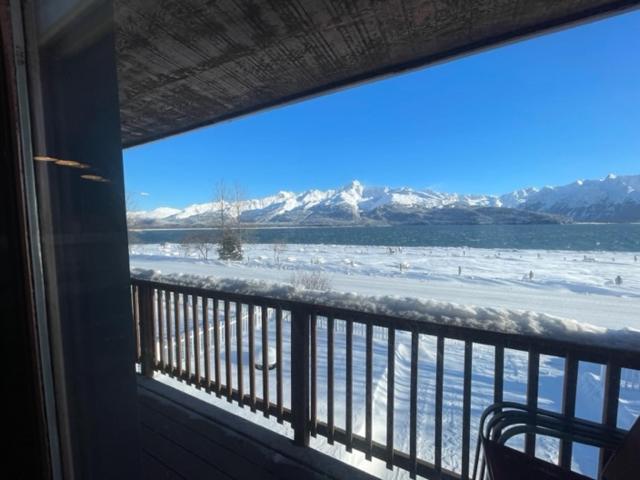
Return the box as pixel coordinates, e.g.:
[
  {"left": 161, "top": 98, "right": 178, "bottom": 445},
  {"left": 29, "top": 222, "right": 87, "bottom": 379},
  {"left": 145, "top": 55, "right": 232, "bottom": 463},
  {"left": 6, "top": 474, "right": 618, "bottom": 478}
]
[{"left": 132, "top": 268, "right": 640, "bottom": 351}]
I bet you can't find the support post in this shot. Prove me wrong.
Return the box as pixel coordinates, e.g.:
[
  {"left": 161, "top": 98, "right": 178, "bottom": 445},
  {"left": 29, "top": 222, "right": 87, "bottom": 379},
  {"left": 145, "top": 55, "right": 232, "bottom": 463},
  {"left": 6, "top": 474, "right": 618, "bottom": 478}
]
[
  {"left": 139, "top": 285, "right": 155, "bottom": 378},
  {"left": 291, "top": 307, "right": 310, "bottom": 447},
  {"left": 599, "top": 362, "right": 621, "bottom": 476}
]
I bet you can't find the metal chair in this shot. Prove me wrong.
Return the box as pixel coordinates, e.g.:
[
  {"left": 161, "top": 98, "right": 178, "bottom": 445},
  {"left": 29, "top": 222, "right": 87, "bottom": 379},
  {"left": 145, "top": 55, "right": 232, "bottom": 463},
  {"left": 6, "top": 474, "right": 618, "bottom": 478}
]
[{"left": 473, "top": 402, "right": 629, "bottom": 480}]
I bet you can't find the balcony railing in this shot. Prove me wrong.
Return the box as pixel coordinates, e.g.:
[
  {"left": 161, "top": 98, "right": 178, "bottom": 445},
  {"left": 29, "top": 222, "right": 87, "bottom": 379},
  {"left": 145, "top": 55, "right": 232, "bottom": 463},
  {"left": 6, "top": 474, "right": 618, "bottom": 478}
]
[{"left": 131, "top": 277, "right": 640, "bottom": 480}]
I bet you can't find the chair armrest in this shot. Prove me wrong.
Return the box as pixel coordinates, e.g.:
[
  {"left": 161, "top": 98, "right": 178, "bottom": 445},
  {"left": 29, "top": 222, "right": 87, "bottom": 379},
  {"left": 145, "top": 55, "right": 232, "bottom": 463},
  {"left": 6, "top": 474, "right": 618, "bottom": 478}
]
[
  {"left": 481, "top": 402, "right": 625, "bottom": 449},
  {"left": 473, "top": 402, "right": 628, "bottom": 480}
]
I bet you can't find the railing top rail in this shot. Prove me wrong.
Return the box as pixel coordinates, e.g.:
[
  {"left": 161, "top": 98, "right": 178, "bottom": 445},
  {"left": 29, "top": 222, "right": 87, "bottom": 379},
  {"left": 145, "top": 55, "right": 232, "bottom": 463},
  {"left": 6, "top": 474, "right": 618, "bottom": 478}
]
[{"left": 131, "top": 277, "right": 640, "bottom": 369}]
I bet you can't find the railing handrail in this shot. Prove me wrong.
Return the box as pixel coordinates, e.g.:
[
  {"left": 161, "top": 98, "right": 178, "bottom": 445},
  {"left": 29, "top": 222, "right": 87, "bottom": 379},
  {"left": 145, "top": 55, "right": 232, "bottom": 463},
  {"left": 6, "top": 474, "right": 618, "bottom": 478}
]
[{"left": 131, "top": 277, "right": 640, "bottom": 369}]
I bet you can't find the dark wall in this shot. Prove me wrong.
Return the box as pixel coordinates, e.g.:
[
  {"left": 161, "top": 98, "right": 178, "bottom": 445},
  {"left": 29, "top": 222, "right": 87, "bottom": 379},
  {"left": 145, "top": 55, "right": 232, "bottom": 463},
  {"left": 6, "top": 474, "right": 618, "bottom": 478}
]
[{"left": 29, "top": 0, "right": 141, "bottom": 477}]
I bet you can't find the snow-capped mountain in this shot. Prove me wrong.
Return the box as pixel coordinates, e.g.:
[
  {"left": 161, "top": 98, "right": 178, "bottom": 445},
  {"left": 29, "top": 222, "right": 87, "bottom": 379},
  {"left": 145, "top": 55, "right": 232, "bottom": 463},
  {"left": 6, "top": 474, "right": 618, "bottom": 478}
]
[
  {"left": 128, "top": 174, "right": 640, "bottom": 227},
  {"left": 497, "top": 174, "right": 640, "bottom": 222},
  {"left": 127, "top": 206, "right": 181, "bottom": 222}
]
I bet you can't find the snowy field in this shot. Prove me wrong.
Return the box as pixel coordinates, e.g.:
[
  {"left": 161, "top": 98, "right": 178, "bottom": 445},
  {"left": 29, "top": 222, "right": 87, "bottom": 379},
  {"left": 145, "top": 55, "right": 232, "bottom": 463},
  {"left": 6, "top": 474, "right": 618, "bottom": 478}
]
[
  {"left": 130, "top": 243, "right": 640, "bottom": 330},
  {"left": 131, "top": 243, "right": 640, "bottom": 479}
]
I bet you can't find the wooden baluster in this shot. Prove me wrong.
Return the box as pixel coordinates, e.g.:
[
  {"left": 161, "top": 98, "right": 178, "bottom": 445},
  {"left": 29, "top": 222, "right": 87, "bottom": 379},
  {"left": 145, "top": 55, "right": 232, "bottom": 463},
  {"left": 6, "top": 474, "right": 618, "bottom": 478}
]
[
  {"left": 248, "top": 304, "right": 256, "bottom": 411},
  {"left": 365, "top": 322, "right": 373, "bottom": 460},
  {"left": 213, "top": 299, "right": 221, "bottom": 396},
  {"left": 409, "top": 330, "right": 418, "bottom": 479},
  {"left": 525, "top": 349, "right": 540, "bottom": 457},
  {"left": 261, "top": 305, "right": 269, "bottom": 416},
  {"left": 157, "top": 289, "right": 164, "bottom": 368},
  {"left": 193, "top": 295, "right": 200, "bottom": 387},
  {"left": 310, "top": 314, "right": 317, "bottom": 436},
  {"left": 174, "top": 292, "right": 181, "bottom": 378},
  {"left": 435, "top": 336, "right": 444, "bottom": 473},
  {"left": 236, "top": 302, "right": 243, "bottom": 406},
  {"left": 559, "top": 355, "right": 577, "bottom": 469},
  {"left": 184, "top": 293, "right": 191, "bottom": 382},
  {"left": 291, "top": 307, "right": 310, "bottom": 447},
  {"left": 346, "top": 319, "right": 353, "bottom": 452},
  {"left": 139, "top": 285, "right": 155, "bottom": 378},
  {"left": 386, "top": 327, "right": 395, "bottom": 469},
  {"left": 462, "top": 341, "right": 473, "bottom": 479},
  {"left": 202, "top": 297, "right": 211, "bottom": 391},
  {"left": 276, "top": 307, "right": 284, "bottom": 423},
  {"left": 327, "top": 316, "right": 335, "bottom": 444},
  {"left": 598, "top": 362, "right": 621, "bottom": 477},
  {"left": 166, "top": 291, "right": 173, "bottom": 375},
  {"left": 225, "top": 300, "right": 232, "bottom": 402}
]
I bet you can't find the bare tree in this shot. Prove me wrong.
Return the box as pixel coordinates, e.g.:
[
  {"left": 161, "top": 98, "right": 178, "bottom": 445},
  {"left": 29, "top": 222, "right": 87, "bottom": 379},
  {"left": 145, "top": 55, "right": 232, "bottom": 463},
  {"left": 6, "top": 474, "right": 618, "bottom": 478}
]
[
  {"left": 125, "top": 191, "right": 137, "bottom": 214},
  {"left": 233, "top": 182, "right": 245, "bottom": 224},
  {"left": 125, "top": 192, "right": 141, "bottom": 252},
  {"left": 272, "top": 242, "right": 287, "bottom": 266},
  {"left": 184, "top": 232, "right": 213, "bottom": 261},
  {"left": 195, "top": 243, "right": 212, "bottom": 260},
  {"left": 214, "top": 180, "right": 228, "bottom": 228},
  {"left": 214, "top": 179, "right": 243, "bottom": 260},
  {"left": 178, "top": 241, "right": 192, "bottom": 258},
  {"left": 289, "top": 270, "right": 332, "bottom": 291}
]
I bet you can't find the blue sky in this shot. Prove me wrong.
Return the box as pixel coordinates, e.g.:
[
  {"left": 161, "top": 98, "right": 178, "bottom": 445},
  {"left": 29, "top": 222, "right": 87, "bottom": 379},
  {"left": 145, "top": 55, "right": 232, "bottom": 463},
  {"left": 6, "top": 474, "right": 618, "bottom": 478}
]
[{"left": 124, "top": 10, "right": 639, "bottom": 210}]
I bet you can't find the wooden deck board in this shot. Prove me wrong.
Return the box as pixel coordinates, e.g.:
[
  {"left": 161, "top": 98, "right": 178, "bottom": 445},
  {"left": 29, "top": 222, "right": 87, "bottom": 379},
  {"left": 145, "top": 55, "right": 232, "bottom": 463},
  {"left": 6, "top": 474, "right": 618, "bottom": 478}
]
[
  {"left": 141, "top": 424, "right": 232, "bottom": 480},
  {"left": 140, "top": 403, "right": 276, "bottom": 480},
  {"left": 141, "top": 450, "right": 186, "bottom": 479},
  {"left": 138, "top": 376, "right": 377, "bottom": 480}
]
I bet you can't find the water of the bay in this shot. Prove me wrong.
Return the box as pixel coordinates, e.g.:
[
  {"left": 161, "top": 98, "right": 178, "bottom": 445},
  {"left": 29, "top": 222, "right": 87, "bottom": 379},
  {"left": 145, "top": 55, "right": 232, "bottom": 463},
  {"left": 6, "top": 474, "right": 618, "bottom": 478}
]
[{"left": 131, "top": 223, "right": 640, "bottom": 251}]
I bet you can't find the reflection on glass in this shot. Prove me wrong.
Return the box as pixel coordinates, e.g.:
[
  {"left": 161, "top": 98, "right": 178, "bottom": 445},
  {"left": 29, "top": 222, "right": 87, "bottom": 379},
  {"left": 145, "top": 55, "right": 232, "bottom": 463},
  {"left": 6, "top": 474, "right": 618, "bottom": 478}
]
[
  {"left": 53, "top": 159, "right": 90, "bottom": 169},
  {"left": 81, "top": 174, "right": 109, "bottom": 183},
  {"left": 33, "top": 155, "right": 58, "bottom": 162}
]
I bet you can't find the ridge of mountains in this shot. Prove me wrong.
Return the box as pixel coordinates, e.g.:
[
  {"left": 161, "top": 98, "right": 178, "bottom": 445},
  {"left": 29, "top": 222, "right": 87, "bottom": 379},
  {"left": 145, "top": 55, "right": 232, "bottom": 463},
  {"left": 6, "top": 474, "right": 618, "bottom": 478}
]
[{"left": 128, "top": 174, "right": 640, "bottom": 227}]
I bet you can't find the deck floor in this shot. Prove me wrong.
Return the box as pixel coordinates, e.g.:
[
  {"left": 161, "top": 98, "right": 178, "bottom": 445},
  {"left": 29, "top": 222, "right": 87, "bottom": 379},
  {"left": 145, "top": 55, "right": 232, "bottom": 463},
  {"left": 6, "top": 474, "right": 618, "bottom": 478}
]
[{"left": 138, "top": 376, "right": 376, "bottom": 479}]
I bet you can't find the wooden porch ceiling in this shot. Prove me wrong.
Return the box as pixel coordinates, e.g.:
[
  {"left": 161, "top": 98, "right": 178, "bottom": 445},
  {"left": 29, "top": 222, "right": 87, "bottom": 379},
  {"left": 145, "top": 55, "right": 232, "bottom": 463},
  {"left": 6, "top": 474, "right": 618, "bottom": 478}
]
[{"left": 116, "top": 0, "right": 639, "bottom": 148}]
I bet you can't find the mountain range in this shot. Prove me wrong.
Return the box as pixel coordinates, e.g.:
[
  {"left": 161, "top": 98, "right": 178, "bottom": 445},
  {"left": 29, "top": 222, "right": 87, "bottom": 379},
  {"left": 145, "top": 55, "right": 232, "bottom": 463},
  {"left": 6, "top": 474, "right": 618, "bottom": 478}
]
[{"left": 127, "top": 174, "right": 640, "bottom": 227}]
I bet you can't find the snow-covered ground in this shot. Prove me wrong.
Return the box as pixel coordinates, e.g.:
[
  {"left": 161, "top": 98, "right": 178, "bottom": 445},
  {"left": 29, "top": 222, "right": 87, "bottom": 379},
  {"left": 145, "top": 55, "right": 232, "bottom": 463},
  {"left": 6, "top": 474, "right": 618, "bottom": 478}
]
[
  {"left": 130, "top": 243, "right": 640, "bottom": 330},
  {"left": 130, "top": 243, "right": 640, "bottom": 479}
]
